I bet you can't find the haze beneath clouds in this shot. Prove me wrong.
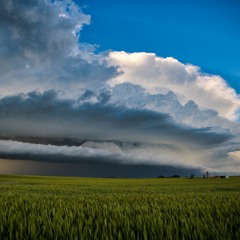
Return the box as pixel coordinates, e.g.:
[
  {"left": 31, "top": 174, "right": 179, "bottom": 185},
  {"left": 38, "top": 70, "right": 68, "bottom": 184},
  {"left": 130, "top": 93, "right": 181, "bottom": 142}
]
[{"left": 0, "top": 0, "right": 240, "bottom": 177}]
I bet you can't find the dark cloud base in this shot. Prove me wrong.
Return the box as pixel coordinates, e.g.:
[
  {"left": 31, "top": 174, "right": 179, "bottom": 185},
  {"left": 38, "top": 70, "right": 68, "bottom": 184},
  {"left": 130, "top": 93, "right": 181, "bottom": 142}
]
[
  {"left": 0, "top": 136, "right": 86, "bottom": 147},
  {"left": 0, "top": 91, "right": 233, "bottom": 147},
  {"left": 0, "top": 90, "right": 236, "bottom": 176},
  {"left": 0, "top": 158, "right": 201, "bottom": 178}
]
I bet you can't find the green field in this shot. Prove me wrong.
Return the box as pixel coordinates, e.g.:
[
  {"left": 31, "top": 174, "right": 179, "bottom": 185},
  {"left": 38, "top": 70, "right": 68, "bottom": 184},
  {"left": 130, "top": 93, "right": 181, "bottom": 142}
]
[{"left": 0, "top": 175, "right": 239, "bottom": 240}]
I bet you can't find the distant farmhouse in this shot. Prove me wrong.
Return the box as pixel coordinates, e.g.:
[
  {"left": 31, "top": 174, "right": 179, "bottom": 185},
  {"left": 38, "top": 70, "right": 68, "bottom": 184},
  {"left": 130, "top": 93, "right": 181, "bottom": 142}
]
[
  {"left": 203, "top": 171, "right": 229, "bottom": 179},
  {"left": 213, "top": 175, "right": 229, "bottom": 179}
]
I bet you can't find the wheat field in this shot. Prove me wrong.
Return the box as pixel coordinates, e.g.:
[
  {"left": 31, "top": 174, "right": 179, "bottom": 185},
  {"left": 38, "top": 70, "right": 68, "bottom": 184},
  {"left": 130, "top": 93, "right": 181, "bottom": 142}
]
[{"left": 0, "top": 175, "right": 239, "bottom": 239}]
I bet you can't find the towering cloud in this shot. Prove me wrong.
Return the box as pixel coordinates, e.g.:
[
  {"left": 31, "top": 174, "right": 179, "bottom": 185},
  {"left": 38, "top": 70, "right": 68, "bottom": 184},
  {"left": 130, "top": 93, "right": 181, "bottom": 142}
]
[
  {"left": 0, "top": 0, "right": 240, "bottom": 176},
  {"left": 108, "top": 51, "right": 240, "bottom": 120},
  {"left": 0, "top": 0, "right": 116, "bottom": 96}
]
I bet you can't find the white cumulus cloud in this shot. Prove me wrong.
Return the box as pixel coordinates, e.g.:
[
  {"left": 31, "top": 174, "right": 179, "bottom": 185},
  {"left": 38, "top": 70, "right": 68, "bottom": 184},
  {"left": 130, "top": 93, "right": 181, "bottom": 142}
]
[{"left": 108, "top": 51, "right": 240, "bottom": 120}]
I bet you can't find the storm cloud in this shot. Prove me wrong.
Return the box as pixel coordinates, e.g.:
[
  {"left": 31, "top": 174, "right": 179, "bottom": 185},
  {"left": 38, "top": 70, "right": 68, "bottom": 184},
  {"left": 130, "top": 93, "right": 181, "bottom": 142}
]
[
  {"left": 0, "top": 0, "right": 240, "bottom": 176},
  {"left": 0, "top": 0, "right": 116, "bottom": 96},
  {"left": 0, "top": 90, "right": 239, "bottom": 174},
  {"left": 0, "top": 91, "right": 233, "bottom": 146}
]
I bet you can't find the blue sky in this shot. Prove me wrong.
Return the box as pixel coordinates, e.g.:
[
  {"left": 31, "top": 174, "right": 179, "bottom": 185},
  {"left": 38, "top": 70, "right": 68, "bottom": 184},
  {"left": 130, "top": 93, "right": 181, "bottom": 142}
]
[{"left": 79, "top": 0, "right": 240, "bottom": 92}]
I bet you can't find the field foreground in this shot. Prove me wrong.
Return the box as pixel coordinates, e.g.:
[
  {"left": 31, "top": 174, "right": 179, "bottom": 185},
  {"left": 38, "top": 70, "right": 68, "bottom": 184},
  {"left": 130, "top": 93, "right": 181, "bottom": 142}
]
[{"left": 0, "top": 175, "right": 239, "bottom": 240}]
